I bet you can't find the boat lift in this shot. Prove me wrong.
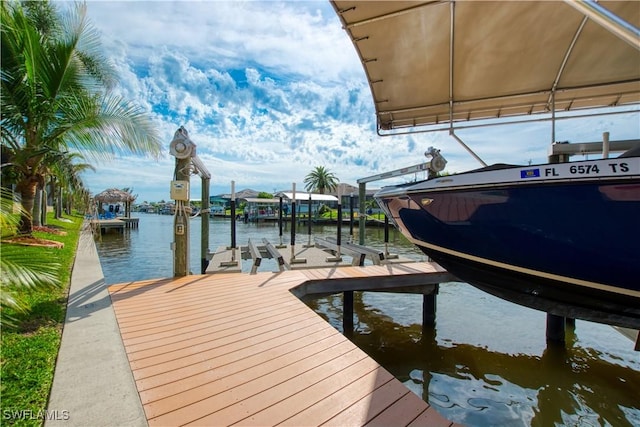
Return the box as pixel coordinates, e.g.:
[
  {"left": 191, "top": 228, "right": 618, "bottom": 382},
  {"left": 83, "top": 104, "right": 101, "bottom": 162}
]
[
  {"left": 356, "top": 146, "right": 447, "bottom": 245},
  {"left": 354, "top": 147, "right": 448, "bottom": 328}
]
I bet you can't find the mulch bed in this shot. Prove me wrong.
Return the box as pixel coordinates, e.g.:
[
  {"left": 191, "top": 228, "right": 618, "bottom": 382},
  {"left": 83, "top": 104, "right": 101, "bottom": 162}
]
[{"left": 2, "top": 226, "right": 66, "bottom": 248}]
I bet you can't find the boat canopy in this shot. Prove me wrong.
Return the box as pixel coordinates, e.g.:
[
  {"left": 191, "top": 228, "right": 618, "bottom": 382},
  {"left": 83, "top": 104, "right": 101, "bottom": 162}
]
[{"left": 330, "top": 1, "right": 640, "bottom": 134}]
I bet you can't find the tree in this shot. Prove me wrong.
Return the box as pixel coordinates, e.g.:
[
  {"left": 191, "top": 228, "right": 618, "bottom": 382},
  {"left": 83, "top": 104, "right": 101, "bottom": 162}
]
[
  {"left": 303, "top": 166, "right": 339, "bottom": 194},
  {"left": 1, "top": 1, "right": 162, "bottom": 236},
  {"left": 0, "top": 188, "right": 59, "bottom": 330},
  {"left": 49, "top": 152, "right": 95, "bottom": 217}
]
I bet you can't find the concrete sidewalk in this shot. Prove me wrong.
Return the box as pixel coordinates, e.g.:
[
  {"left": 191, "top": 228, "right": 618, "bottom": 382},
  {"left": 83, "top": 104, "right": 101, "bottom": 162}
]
[{"left": 46, "top": 225, "right": 146, "bottom": 427}]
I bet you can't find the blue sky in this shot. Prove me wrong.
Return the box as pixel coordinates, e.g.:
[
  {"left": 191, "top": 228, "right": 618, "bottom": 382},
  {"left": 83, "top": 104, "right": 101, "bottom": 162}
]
[{"left": 76, "top": 0, "right": 639, "bottom": 203}]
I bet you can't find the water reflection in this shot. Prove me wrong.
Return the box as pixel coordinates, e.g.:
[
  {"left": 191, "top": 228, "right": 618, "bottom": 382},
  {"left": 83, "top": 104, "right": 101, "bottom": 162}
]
[{"left": 307, "top": 291, "right": 639, "bottom": 426}]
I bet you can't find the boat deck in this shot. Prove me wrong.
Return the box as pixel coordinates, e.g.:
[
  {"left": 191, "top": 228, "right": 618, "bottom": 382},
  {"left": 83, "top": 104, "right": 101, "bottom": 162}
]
[{"left": 108, "top": 263, "right": 458, "bottom": 426}]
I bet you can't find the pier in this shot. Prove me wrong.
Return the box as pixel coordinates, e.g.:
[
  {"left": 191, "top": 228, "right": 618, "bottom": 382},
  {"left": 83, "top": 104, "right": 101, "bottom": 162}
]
[
  {"left": 108, "top": 262, "right": 457, "bottom": 426},
  {"left": 90, "top": 217, "right": 139, "bottom": 233}
]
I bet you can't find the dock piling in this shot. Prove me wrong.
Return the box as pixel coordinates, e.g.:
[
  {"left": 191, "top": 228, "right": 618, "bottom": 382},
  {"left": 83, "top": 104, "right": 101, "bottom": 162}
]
[
  {"left": 327, "top": 189, "right": 343, "bottom": 262},
  {"left": 304, "top": 195, "right": 313, "bottom": 248},
  {"left": 290, "top": 183, "right": 306, "bottom": 264},
  {"left": 277, "top": 197, "right": 286, "bottom": 248},
  {"left": 172, "top": 156, "right": 190, "bottom": 277},
  {"left": 546, "top": 313, "right": 566, "bottom": 343},
  {"left": 220, "top": 181, "right": 239, "bottom": 268},
  {"left": 349, "top": 193, "right": 354, "bottom": 243},
  {"left": 344, "top": 290, "right": 354, "bottom": 337},
  {"left": 422, "top": 284, "right": 439, "bottom": 329},
  {"left": 201, "top": 176, "right": 210, "bottom": 274},
  {"left": 384, "top": 216, "right": 399, "bottom": 259}
]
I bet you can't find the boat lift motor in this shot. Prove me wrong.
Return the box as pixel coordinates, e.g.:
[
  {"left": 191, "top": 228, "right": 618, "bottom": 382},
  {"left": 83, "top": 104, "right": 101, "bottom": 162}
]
[{"left": 425, "top": 147, "right": 447, "bottom": 175}]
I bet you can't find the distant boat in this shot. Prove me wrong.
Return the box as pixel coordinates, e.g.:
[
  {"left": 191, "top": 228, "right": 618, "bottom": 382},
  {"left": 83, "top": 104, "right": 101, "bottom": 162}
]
[{"left": 332, "top": 1, "right": 640, "bottom": 329}]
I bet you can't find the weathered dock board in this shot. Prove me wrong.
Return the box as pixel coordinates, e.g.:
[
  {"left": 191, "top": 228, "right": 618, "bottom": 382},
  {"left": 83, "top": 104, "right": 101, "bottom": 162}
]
[{"left": 108, "top": 263, "right": 459, "bottom": 427}]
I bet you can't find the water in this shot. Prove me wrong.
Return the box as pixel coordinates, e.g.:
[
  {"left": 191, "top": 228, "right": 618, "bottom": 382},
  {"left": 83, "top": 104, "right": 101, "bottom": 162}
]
[{"left": 95, "top": 213, "right": 640, "bottom": 426}]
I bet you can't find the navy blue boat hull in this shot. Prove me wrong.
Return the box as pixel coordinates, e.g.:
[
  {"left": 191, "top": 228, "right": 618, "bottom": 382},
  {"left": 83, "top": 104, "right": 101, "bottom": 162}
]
[{"left": 377, "top": 180, "right": 640, "bottom": 329}]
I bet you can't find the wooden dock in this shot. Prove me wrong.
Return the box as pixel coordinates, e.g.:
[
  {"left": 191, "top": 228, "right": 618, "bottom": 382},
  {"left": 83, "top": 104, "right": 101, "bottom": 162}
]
[
  {"left": 108, "top": 263, "right": 459, "bottom": 426},
  {"left": 91, "top": 217, "right": 139, "bottom": 233}
]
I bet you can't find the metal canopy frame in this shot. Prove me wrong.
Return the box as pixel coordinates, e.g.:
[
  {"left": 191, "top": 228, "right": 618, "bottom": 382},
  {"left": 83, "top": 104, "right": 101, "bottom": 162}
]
[{"left": 331, "top": 0, "right": 640, "bottom": 137}]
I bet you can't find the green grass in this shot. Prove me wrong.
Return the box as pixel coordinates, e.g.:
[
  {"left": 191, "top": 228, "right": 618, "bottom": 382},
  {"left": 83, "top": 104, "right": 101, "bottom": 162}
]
[{"left": 1, "top": 214, "right": 83, "bottom": 427}]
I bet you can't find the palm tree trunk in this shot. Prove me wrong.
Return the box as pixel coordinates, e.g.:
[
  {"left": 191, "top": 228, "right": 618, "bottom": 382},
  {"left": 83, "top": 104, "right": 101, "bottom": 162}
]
[
  {"left": 41, "top": 187, "right": 48, "bottom": 226},
  {"left": 16, "top": 178, "right": 37, "bottom": 235},
  {"left": 56, "top": 186, "right": 62, "bottom": 218},
  {"left": 33, "top": 187, "right": 42, "bottom": 227}
]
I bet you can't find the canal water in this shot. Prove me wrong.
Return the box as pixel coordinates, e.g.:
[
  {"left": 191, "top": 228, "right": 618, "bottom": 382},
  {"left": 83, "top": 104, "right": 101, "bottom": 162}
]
[{"left": 95, "top": 213, "right": 640, "bottom": 427}]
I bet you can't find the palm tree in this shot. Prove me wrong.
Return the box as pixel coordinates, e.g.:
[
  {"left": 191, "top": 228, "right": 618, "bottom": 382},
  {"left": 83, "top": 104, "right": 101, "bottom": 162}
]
[
  {"left": 49, "top": 152, "right": 95, "bottom": 218},
  {"left": 0, "top": 188, "right": 59, "bottom": 329},
  {"left": 1, "top": 1, "right": 162, "bottom": 236},
  {"left": 303, "top": 166, "right": 339, "bottom": 194}
]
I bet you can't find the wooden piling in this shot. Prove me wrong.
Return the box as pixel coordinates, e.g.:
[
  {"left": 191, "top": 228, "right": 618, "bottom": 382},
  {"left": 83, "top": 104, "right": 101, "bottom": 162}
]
[
  {"left": 546, "top": 313, "right": 566, "bottom": 343},
  {"left": 344, "top": 290, "right": 354, "bottom": 337}
]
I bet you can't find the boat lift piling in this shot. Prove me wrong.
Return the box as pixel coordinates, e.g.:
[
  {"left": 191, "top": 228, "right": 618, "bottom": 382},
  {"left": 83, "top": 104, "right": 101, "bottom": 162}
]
[
  {"left": 327, "top": 187, "right": 343, "bottom": 262},
  {"left": 304, "top": 194, "right": 313, "bottom": 248},
  {"left": 200, "top": 175, "right": 210, "bottom": 274},
  {"left": 349, "top": 193, "right": 355, "bottom": 243},
  {"left": 289, "top": 183, "right": 306, "bottom": 264},
  {"left": 230, "top": 181, "right": 237, "bottom": 261},
  {"left": 276, "top": 196, "right": 286, "bottom": 248},
  {"left": 219, "top": 181, "right": 239, "bottom": 268},
  {"left": 168, "top": 126, "right": 212, "bottom": 277},
  {"left": 384, "top": 216, "right": 399, "bottom": 260}
]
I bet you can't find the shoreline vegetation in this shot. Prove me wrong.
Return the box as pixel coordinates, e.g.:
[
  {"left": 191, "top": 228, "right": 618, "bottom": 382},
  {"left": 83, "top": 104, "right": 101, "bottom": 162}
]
[{"left": 1, "top": 213, "right": 83, "bottom": 427}]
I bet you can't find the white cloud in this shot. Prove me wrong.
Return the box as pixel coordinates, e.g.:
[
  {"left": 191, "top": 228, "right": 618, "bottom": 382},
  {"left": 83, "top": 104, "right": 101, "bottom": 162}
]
[{"left": 74, "top": 1, "right": 638, "bottom": 203}]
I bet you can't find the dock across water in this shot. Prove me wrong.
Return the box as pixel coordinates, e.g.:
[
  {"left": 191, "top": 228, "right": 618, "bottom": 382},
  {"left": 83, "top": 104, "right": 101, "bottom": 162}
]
[
  {"left": 90, "top": 217, "right": 139, "bottom": 233},
  {"left": 108, "top": 262, "right": 458, "bottom": 426}
]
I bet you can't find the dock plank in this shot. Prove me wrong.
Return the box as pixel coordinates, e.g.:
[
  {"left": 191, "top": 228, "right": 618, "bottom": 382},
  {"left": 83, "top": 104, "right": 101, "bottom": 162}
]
[
  {"left": 108, "top": 263, "right": 456, "bottom": 427},
  {"left": 278, "top": 366, "right": 396, "bottom": 426},
  {"left": 138, "top": 330, "right": 344, "bottom": 403},
  {"left": 147, "top": 342, "right": 362, "bottom": 425},
  {"left": 235, "top": 355, "right": 382, "bottom": 426}
]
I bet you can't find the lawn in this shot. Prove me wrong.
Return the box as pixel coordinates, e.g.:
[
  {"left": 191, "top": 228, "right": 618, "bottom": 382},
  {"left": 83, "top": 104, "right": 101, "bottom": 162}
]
[{"left": 1, "top": 214, "right": 83, "bottom": 426}]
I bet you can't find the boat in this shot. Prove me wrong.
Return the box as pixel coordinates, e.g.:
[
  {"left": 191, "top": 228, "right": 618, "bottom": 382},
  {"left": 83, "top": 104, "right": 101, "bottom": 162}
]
[{"left": 331, "top": 1, "right": 640, "bottom": 329}]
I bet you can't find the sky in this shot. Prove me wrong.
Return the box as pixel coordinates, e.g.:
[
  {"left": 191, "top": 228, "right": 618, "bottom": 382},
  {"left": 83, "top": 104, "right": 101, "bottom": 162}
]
[{"left": 71, "top": 0, "right": 639, "bottom": 203}]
